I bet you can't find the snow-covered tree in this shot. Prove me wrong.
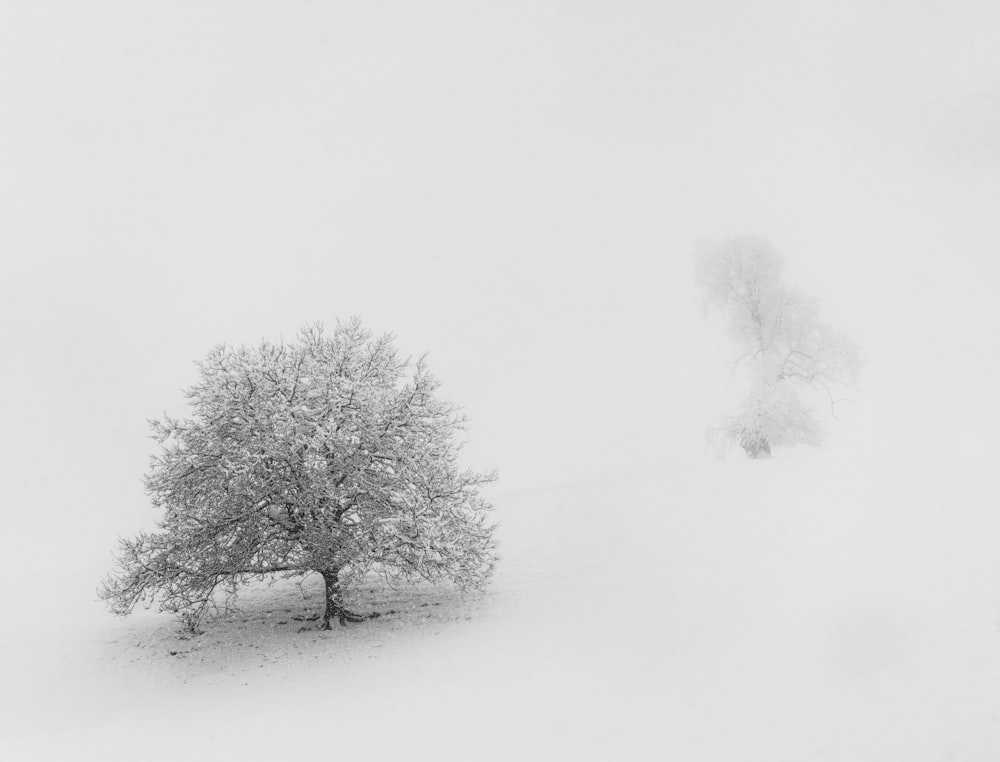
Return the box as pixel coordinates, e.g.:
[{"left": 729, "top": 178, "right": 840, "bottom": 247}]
[
  {"left": 99, "top": 319, "right": 498, "bottom": 630},
  {"left": 697, "top": 236, "right": 860, "bottom": 458}
]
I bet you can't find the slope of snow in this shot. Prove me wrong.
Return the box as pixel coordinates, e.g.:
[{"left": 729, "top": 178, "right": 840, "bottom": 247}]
[{"left": 4, "top": 432, "right": 998, "bottom": 761}]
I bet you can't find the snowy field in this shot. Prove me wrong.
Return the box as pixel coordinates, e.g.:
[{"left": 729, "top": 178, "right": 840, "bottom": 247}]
[
  {"left": 4, "top": 414, "right": 1000, "bottom": 761},
  {"left": 3, "top": 2, "right": 1000, "bottom": 760}
]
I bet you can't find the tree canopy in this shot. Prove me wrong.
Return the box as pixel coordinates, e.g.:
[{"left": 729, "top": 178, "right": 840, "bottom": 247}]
[
  {"left": 697, "top": 236, "right": 861, "bottom": 457},
  {"left": 100, "top": 320, "right": 498, "bottom": 630}
]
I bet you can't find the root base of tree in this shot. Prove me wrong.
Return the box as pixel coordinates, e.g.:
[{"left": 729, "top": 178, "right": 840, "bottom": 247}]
[{"left": 314, "top": 608, "right": 401, "bottom": 629}]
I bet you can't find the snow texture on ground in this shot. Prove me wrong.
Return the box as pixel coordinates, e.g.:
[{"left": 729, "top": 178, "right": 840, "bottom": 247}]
[{"left": 4, "top": 434, "right": 999, "bottom": 761}]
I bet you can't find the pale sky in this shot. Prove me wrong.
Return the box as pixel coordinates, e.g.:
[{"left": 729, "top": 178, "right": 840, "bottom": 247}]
[{"left": 2, "top": 0, "right": 999, "bottom": 576}]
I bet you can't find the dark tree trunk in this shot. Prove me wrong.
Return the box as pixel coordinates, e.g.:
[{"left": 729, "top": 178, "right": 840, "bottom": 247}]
[
  {"left": 319, "top": 567, "right": 370, "bottom": 628},
  {"left": 742, "top": 437, "right": 771, "bottom": 459},
  {"left": 320, "top": 567, "right": 342, "bottom": 629}
]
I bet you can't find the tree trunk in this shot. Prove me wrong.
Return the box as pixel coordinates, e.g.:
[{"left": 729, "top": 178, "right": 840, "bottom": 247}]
[
  {"left": 742, "top": 437, "right": 771, "bottom": 459},
  {"left": 320, "top": 567, "right": 341, "bottom": 629},
  {"left": 319, "top": 567, "right": 369, "bottom": 628}
]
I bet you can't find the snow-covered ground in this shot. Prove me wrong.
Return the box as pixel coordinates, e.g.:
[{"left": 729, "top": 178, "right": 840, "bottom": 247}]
[{"left": 4, "top": 420, "right": 999, "bottom": 760}]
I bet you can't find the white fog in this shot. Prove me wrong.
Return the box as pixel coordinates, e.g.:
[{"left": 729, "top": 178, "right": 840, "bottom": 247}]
[{"left": 1, "top": 2, "right": 998, "bottom": 760}]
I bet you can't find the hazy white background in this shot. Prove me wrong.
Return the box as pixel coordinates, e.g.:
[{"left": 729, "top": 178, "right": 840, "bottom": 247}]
[{"left": 2, "top": 1, "right": 999, "bottom": 759}]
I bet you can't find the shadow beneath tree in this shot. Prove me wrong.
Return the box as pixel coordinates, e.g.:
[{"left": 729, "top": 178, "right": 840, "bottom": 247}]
[{"left": 102, "top": 574, "right": 490, "bottom": 683}]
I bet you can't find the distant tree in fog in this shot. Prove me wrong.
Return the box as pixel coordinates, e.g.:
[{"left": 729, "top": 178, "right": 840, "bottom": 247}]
[
  {"left": 99, "top": 319, "right": 498, "bottom": 631},
  {"left": 697, "top": 236, "right": 861, "bottom": 458}
]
